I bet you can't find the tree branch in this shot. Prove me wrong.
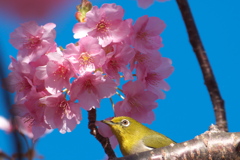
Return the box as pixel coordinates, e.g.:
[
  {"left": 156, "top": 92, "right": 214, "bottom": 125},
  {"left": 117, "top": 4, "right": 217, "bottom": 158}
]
[
  {"left": 115, "top": 125, "right": 240, "bottom": 160},
  {"left": 88, "top": 108, "right": 116, "bottom": 159},
  {"left": 176, "top": 0, "right": 227, "bottom": 132},
  {"left": 0, "top": 42, "right": 23, "bottom": 160}
]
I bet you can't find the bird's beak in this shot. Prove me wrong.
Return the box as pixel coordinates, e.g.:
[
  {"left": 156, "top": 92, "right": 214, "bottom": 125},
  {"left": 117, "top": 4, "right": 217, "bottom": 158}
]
[{"left": 101, "top": 120, "right": 115, "bottom": 125}]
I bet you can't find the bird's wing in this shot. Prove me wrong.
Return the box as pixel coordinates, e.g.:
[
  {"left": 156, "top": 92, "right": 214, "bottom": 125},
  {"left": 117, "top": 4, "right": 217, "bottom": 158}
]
[{"left": 142, "top": 133, "right": 175, "bottom": 149}]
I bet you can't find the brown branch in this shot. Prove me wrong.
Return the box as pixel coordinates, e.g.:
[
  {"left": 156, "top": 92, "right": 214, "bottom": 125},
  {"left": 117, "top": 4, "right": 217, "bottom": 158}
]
[
  {"left": 0, "top": 42, "right": 23, "bottom": 160},
  {"left": 176, "top": 0, "right": 227, "bottom": 131},
  {"left": 88, "top": 108, "right": 116, "bottom": 159},
  {"left": 115, "top": 125, "right": 240, "bottom": 160},
  {"left": 0, "top": 151, "right": 13, "bottom": 160}
]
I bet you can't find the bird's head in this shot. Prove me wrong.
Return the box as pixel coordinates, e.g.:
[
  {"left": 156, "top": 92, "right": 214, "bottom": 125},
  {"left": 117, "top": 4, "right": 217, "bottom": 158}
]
[{"left": 101, "top": 116, "right": 142, "bottom": 139}]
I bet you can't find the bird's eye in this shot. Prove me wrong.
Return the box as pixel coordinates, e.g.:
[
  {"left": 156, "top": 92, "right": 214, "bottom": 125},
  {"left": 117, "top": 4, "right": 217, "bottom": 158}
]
[{"left": 121, "top": 119, "right": 130, "bottom": 127}]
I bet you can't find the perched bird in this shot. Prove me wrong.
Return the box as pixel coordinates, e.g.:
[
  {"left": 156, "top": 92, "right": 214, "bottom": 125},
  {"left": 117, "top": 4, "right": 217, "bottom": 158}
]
[{"left": 101, "top": 116, "right": 176, "bottom": 156}]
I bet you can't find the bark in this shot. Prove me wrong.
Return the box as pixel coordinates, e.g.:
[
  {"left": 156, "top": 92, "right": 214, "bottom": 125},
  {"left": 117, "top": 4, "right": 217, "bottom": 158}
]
[
  {"left": 176, "top": 0, "right": 227, "bottom": 132},
  {"left": 115, "top": 125, "right": 240, "bottom": 160}
]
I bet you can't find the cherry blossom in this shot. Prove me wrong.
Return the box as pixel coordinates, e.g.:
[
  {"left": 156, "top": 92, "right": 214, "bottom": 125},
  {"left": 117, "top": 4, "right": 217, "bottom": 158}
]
[
  {"left": 130, "top": 50, "right": 162, "bottom": 71},
  {"left": 12, "top": 91, "right": 50, "bottom": 141},
  {"left": 137, "top": 57, "right": 173, "bottom": 99},
  {"left": 63, "top": 36, "right": 106, "bottom": 74},
  {"left": 0, "top": 0, "right": 69, "bottom": 19},
  {"left": 96, "top": 120, "right": 118, "bottom": 149},
  {"left": 102, "top": 43, "right": 135, "bottom": 84},
  {"left": 73, "top": 3, "right": 131, "bottom": 47},
  {"left": 131, "top": 15, "right": 166, "bottom": 54},
  {"left": 10, "top": 21, "right": 56, "bottom": 62},
  {"left": 39, "top": 92, "right": 82, "bottom": 134},
  {"left": 70, "top": 71, "right": 117, "bottom": 110},
  {"left": 3, "top": 1, "right": 174, "bottom": 139},
  {"left": 2, "top": 57, "right": 36, "bottom": 101},
  {"left": 114, "top": 81, "right": 158, "bottom": 124},
  {"left": 36, "top": 51, "right": 76, "bottom": 94}
]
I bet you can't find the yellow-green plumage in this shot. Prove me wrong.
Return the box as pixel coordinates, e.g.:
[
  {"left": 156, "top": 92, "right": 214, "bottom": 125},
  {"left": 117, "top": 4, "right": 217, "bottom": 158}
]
[{"left": 102, "top": 116, "right": 175, "bottom": 156}]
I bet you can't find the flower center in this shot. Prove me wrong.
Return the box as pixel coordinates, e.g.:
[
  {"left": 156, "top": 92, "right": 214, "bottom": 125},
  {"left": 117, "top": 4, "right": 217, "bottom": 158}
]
[
  {"left": 24, "top": 36, "right": 41, "bottom": 49},
  {"left": 97, "top": 20, "right": 109, "bottom": 33},
  {"left": 110, "top": 59, "right": 118, "bottom": 68},
  {"left": 53, "top": 65, "right": 68, "bottom": 80},
  {"left": 103, "top": 45, "right": 114, "bottom": 54},
  {"left": 84, "top": 79, "right": 94, "bottom": 93},
  {"left": 18, "top": 80, "right": 31, "bottom": 92},
  {"left": 137, "top": 32, "right": 147, "bottom": 40},
  {"left": 58, "top": 101, "right": 70, "bottom": 118},
  {"left": 79, "top": 52, "right": 93, "bottom": 65}
]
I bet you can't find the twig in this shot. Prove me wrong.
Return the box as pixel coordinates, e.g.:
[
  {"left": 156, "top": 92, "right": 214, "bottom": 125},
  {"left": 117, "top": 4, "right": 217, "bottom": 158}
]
[
  {"left": 115, "top": 92, "right": 125, "bottom": 100},
  {"left": 0, "top": 42, "right": 23, "bottom": 159},
  {"left": 176, "top": 0, "right": 227, "bottom": 131},
  {"left": 88, "top": 109, "right": 116, "bottom": 159}
]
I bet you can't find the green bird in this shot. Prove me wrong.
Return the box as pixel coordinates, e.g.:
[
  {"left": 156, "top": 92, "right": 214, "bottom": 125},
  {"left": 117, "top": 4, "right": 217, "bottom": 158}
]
[{"left": 102, "top": 116, "right": 176, "bottom": 156}]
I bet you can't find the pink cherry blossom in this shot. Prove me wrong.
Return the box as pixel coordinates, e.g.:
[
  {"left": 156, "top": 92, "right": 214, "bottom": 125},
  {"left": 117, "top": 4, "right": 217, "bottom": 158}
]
[
  {"left": 14, "top": 116, "right": 34, "bottom": 138},
  {"left": 39, "top": 92, "right": 82, "bottom": 134},
  {"left": 0, "top": 0, "right": 69, "bottom": 19},
  {"left": 96, "top": 120, "right": 118, "bottom": 149},
  {"left": 12, "top": 91, "right": 50, "bottom": 141},
  {"left": 3, "top": 72, "right": 35, "bottom": 101},
  {"left": 63, "top": 36, "right": 106, "bottom": 74},
  {"left": 73, "top": 3, "right": 131, "bottom": 47},
  {"left": 114, "top": 81, "right": 158, "bottom": 124},
  {"left": 137, "top": 0, "right": 168, "bottom": 8},
  {"left": 102, "top": 43, "right": 135, "bottom": 84},
  {"left": 131, "top": 15, "right": 166, "bottom": 54},
  {"left": 130, "top": 50, "right": 162, "bottom": 71},
  {"left": 3, "top": 2, "right": 174, "bottom": 138},
  {"left": 13, "top": 116, "right": 52, "bottom": 139},
  {"left": 2, "top": 57, "right": 36, "bottom": 101},
  {"left": 36, "top": 51, "right": 76, "bottom": 94},
  {"left": 10, "top": 21, "right": 56, "bottom": 62},
  {"left": 70, "top": 71, "right": 117, "bottom": 110},
  {"left": 137, "top": 57, "right": 174, "bottom": 99}
]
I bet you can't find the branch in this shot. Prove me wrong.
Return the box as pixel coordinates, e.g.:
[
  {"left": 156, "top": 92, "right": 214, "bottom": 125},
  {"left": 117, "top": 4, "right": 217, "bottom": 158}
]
[
  {"left": 115, "top": 125, "right": 240, "bottom": 160},
  {"left": 0, "top": 151, "right": 12, "bottom": 160},
  {"left": 88, "top": 108, "right": 116, "bottom": 159},
  {"left": 176, "top": 0, "right": 227, "bottom": 132},
  {"left": 0, "top": 41, "right": 23, "bottom": 160}
]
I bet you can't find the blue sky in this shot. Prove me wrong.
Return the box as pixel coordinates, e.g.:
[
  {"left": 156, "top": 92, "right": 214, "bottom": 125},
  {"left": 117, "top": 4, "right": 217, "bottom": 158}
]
[{"left": 0, "top": 0, "right": 240, "bottom": 159}]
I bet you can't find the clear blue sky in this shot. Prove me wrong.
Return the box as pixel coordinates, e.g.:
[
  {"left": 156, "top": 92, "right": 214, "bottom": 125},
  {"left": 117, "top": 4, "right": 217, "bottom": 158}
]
[{"left": 0, "top": 0, "right": 240, "bottom": 159}]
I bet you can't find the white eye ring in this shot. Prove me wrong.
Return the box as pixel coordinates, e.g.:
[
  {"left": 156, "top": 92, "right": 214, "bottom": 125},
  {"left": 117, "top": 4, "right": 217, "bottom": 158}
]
[{"left": 121, "top": 119, "right": 130, "bottom": 127}]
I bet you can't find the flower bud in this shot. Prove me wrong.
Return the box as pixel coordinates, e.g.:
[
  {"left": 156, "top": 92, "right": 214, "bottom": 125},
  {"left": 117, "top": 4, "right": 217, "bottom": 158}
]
[{"left": 75, "top": 0, "right": 92, "bottom": 22}]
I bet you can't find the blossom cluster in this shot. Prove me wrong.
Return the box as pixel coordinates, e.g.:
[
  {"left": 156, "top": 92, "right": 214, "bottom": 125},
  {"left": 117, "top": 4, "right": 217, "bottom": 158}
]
[{"left": 3, "top": 3, "right": 173, "bottom": 141}]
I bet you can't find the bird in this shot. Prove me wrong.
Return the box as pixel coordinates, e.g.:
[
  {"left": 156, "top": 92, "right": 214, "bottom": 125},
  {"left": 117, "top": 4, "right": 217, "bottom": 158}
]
[{"left": 101, "top": 116, "right": 176, "bottom": 156}]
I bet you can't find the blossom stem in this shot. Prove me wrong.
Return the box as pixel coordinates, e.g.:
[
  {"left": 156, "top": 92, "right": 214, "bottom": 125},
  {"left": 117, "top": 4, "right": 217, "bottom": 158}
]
[
  {"left": 116, "top": 87, "right": 123, "bottom": 93},
  {"left": 116, "top": 91, "right": 125, "bottom": 99},
  {"left": 87, "top": 108, "right": 116, "bottom": 159},
  {"left": 62, "top": 88, "right": 68, "bottom": 98},
  {"left": 109, "top": 98, "right": 115, "bottom": 115},
  {"left": 176, "top": 0, "right": 227, "bottom": 131}
]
